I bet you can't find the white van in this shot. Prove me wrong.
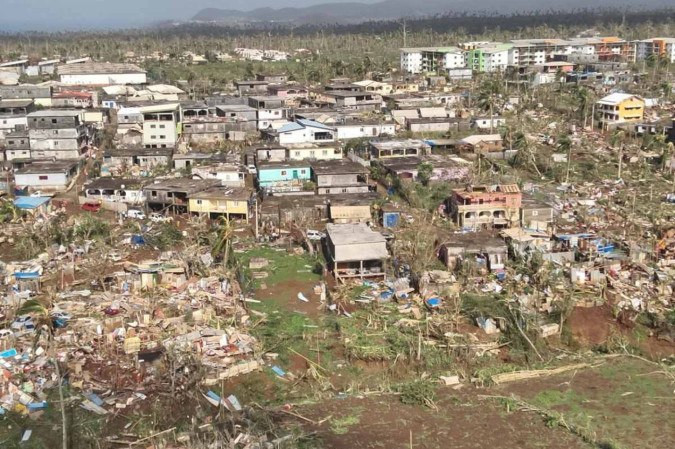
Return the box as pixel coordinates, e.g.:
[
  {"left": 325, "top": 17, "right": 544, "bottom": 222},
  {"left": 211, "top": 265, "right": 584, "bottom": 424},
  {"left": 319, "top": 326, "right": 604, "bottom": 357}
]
[{"left": 126, "top": 209, "right": 146, "bottom": 220}]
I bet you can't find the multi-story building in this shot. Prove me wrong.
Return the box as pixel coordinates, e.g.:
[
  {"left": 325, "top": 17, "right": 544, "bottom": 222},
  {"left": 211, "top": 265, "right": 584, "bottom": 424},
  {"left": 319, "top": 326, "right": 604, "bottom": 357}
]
[
  {"left": 466, "top": 44, "right": 512, "bottom": 72},
  {"left": 596, "top": 93, "right": 645, "bottom": 130},
  {"left": 0, "top": 99, "right": 33, "bottom": 141},
  {"left": 140, "top": 103, "right": 180, "bottom": 148},
  {"left": 27, "top": 110, "right": 90, "bottom": 160},
  {"left": 400, "top": 47, "right": 465, "bottom": 74},
  {"left": 447, "top": 184, "right": 522, "bottom": 229},
  {"left": 636, "top": 38, "right": 675, "bottom": 63},
  {"left": 248, "top": 96, "right": 291, "bottom": 130}
]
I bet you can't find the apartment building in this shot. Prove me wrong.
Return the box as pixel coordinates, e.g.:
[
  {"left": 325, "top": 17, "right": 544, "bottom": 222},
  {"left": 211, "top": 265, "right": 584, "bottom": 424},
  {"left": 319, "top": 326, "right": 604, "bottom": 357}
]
[
  {"left": 636, "top": 38, "right": 675, "bottom": 63},
  {"left": 400, "top": 47, "right": 465, "bottom": 74}
]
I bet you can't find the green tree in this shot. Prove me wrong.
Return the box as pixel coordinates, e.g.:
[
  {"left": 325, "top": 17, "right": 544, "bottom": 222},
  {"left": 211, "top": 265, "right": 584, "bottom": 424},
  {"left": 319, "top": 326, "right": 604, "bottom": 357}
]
[{"left": 417, "top": 162, "right": 434, "bottom": 186}]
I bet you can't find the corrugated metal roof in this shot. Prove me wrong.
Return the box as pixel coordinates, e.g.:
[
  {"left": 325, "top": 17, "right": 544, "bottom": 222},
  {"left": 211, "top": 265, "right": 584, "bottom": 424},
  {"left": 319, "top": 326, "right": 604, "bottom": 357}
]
[{"left": 14, "top": 196, "right": 51, "bottom": 209}]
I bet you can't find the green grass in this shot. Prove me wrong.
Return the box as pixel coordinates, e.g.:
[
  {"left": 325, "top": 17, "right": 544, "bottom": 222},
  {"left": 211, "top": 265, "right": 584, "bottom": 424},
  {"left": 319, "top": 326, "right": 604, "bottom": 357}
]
[
  {"left": 329, "top": 407, "right": 364, "bottom": 435},
  {"left": 236, "top": 245, "right": 322, "bottom": 290}
]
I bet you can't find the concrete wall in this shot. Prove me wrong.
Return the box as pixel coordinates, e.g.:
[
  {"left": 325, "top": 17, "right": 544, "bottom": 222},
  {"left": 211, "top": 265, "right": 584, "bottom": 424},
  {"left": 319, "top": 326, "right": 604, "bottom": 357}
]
[
  {"left": 316, "top": 173, "right": 359, "bottom": 187},
  {"left": 15, "top": 172, "right": 70, "bottom": 189},
  {"left": 60, "top": 73, "right": 147, "bottom": 85}
]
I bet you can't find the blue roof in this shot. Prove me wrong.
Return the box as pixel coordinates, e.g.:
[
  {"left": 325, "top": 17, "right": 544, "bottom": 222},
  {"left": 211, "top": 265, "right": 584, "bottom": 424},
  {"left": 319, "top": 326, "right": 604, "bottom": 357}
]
[
  {"left": 279, "top": 119, "right": 334, "bottom": 134},
  {"left": 297, "top": 118, "right": 334, "bottom": 130},
  {"left": 278, "top": 122, "right": 304, "bottom": 133},
  {"left": 14, "top": 196, "right": 51, "bottom": 209}
]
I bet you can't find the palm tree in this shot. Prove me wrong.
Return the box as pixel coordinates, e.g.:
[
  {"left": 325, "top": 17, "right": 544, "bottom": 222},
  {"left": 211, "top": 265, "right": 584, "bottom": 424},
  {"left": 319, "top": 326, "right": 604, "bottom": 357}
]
[
  {"left": 557, "top": 134, "right": 573, "bottom": 184},
  {"left": 477, "top": 79, "right": 502, "bottom": 133},
  {"left": 17, "top": 298, "right": 67, "bottom": 449},
  {"left": 211, "top": 216, "right": 234, "bottom": 267},
  {"left": 572, "top": 85, "right": 592, "bottom": 128}
]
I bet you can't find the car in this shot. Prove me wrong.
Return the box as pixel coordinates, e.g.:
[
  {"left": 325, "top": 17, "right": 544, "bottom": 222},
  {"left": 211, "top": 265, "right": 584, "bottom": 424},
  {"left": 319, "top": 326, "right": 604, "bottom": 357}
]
[
  {"left": 11, "top": 315, "right": 35, "bottom": 332},
  {"left": 247, "top": 164, "right": 257, "bottom": 174},
  {"left": 149, "top": 213, "right": 172, "bottom": 223},
  {"left": 306, "top": 230, "right": 326, "bottom": 241},
  {"left": 0, "top": 329, "right": 14, "bottom": 339},
  {"left": 126, "top": 209, "right": 146, "bottom": 220},
  {"left": 81, "top": 202, "right": 101, "bottom": 212}
]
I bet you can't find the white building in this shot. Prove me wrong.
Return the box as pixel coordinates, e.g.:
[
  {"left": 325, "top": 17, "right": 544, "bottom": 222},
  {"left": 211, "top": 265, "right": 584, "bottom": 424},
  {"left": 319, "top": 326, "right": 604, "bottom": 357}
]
[
  {"left": 140, "top": 103, "right": 180, "bottom": 148},
  {"left": 274, "top": 119, "right": 336, "bottom": 145},
  {"left": 335, "top": 122, "right": 396, "bottom": 140},
  {"left": 400, "top": 47, "right": 465, "bottom": 74},
  {"left": 636, "top": 38, "right": 675, "bottom": 63},
  {"left": 14, "top": 160, "right": 80, "bottom": 191},
  {"left": 58, "top": 62, "right": 147, "bottom": 85}
]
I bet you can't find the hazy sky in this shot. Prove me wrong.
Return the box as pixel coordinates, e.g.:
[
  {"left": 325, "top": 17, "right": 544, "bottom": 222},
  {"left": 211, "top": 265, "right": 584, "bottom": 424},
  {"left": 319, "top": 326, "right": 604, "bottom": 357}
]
[{"left": 0, "top": 0, "right": 379, "bottom": 31}]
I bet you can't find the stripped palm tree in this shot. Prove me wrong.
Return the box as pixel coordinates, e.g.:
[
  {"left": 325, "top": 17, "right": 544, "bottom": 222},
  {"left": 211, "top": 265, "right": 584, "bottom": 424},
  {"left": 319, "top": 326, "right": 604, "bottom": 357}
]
[
  {"left": 17, "top": 297, "right": 68, "bottom": 449},
  {"left": 211, "top": 216, "right": 234, "bottom": 267}
]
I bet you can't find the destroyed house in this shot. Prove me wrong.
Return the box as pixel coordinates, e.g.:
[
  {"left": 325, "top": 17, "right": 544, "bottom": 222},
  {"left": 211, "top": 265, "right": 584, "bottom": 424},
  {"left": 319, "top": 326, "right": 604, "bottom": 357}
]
[
  {"left": 323, "top": 90, "right": 383, "bottom": 110},
  {"left": 520, "top": 195, "right": 555, "bottom": 232},
  {"left": 0, "top": 99, "right": 34, "bottom": 117},
  {"left": 84, "top": 177, "right": 148, "bottom": 204},
  {"left": 255, "top": 146, "right": 288, "bottom": 162},
  {"left": 438, "top": 231, "right": 508, "bottom": 272},
  {"left": 369, "top": 139, "right": 430, "bottom": 159},
  {"left": 103, "top": 147, "right": 172, "bottom": 171},
  {"left": 188, "top": 186, "right": 252, "bottom": 220},
  {"left": 325, "top": 223, "right": 389, "bottom": 282},
  {"left": 144, "top": 178, "right": 220, "bottom": 213},
  {"left": 235, "top": 80, "right": 268, "bottom": 95},
  {"left": 377, "top": 156, "right": 471, "bottom": 183},
  {"left": 310, "top": 159, "right": 370, "bottom": 195},
  {"left": 448, "top": 184, "right": 522, "bottom": 229}
]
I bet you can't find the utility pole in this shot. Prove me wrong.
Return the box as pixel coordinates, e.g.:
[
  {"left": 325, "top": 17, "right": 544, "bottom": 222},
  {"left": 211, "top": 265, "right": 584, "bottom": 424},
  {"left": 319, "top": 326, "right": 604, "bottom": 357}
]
[{"left": 402, "top": 19, "right": 407, "bottom": 48}]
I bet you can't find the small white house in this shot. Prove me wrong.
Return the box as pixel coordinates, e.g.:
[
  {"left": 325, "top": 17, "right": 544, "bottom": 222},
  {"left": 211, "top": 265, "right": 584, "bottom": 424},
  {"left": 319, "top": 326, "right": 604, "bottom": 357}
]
[
  {"left": 335, "top": 122, "right": 396, "bottom": 140},
  {"left": 471, "top": 116, "right": 506, "bottom": 130},
  {"left": 275, "top": 119, "right": 336, "bottom": 145},
  {"left": 14, "top": 160, "right": 80, "bottom": 191}
]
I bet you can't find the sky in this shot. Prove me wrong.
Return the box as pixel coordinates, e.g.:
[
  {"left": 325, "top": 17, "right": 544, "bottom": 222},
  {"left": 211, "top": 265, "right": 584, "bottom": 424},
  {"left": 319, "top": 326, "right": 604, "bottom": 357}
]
[{"left": 0, "top": 0, "right": 379, "bottom": 31}]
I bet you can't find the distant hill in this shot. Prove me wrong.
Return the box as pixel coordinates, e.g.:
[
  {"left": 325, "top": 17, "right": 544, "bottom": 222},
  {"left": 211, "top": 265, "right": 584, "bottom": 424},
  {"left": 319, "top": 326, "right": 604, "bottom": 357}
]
[{"left": 191, "top": 0, "right": 674, "bottom": 24}]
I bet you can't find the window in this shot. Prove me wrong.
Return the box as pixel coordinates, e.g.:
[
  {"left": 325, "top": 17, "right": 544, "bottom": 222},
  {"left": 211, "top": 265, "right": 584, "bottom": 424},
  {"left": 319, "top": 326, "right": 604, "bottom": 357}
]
[
  {"left": 39, "top": 175, "right": 48, "bottom": 180},
  {"left": 301, "top": 169, "right": 306, "bottom": 174},
  {"left": 51, "top": 119, "right": 57, "bottom": 123},
  {"left": 151, "top": 135, "right": 156, "bottom": 139},
  {"left": 281, "top": 170, "right": 287, "bottom": 175},
  {"left": 150, "top": 124, "right": 156, "bottom": 128},
  {"left": 342, "top": 188, "right": 347, "bottom": 193},
  {"left": 8, "top": 140, "right": 14, "bottom": 145},
  {"left": 322, "top": 150, "right": 328, "bottom": 155},
  {"left": 159, "top": 124, "right": 165, "bottom": 129},
  {"left": 22, "top": 151, "right": 28, "bottom": 155},
  {"left": 294, "top": 151, "right": 300, "bottom": 156},
  {"left": 124, "top": 116, "right": 129, "bottom": 120},
  {"left": 151, "top": 191, "right": 157, "bottom": 197},
  {"left": 196, "top": 199, "right": 202, "bottom": 205},
  {"left": 54, "top": 141, "right": 59, "bottom": 146},
  {"left": 232, "top": 201, "right": 239, "bottom": 207},
  {"left": 159, "top": 135, "right": 166, "bottom": 139}
]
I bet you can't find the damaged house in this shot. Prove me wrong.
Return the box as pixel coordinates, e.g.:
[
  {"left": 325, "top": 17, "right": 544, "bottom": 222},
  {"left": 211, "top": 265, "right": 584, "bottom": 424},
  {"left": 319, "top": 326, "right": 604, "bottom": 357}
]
[
  {"left": 310, "top": 159, "right": 370, "bottom": 195},
  {"left": 325, "top": 223, "right": 389, "bottom": 282},
  {"left": 438, "top": 231, "right": 508, "bottom": 272},
  {"left": 447, "top": 184, "right": 522, "bottom": 230}
]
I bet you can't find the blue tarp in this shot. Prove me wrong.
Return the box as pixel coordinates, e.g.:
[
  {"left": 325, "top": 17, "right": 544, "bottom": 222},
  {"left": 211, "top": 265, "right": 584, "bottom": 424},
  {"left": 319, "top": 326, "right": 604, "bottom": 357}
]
[
  {"left": 13, "top": 196, "right": 51, "bottom": 210},
  {"left": 14, "top": 272, "right": 40, "bottom": 280},
  {"left": 131, "top": 235, "right": 146, "bottom": 245},
  {"left": 0, "top": 348, "right": 18, "bottom": 358}
]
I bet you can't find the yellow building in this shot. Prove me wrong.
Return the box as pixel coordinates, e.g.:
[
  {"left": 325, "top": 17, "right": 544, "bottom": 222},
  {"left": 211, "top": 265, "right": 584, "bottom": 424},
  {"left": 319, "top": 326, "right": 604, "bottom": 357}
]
[
  {"left": 188, "top": 187, "right": 251, "bottom": 220},
  {"left": 596, "top": 93, "right": 645, "bottom": 130}
]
